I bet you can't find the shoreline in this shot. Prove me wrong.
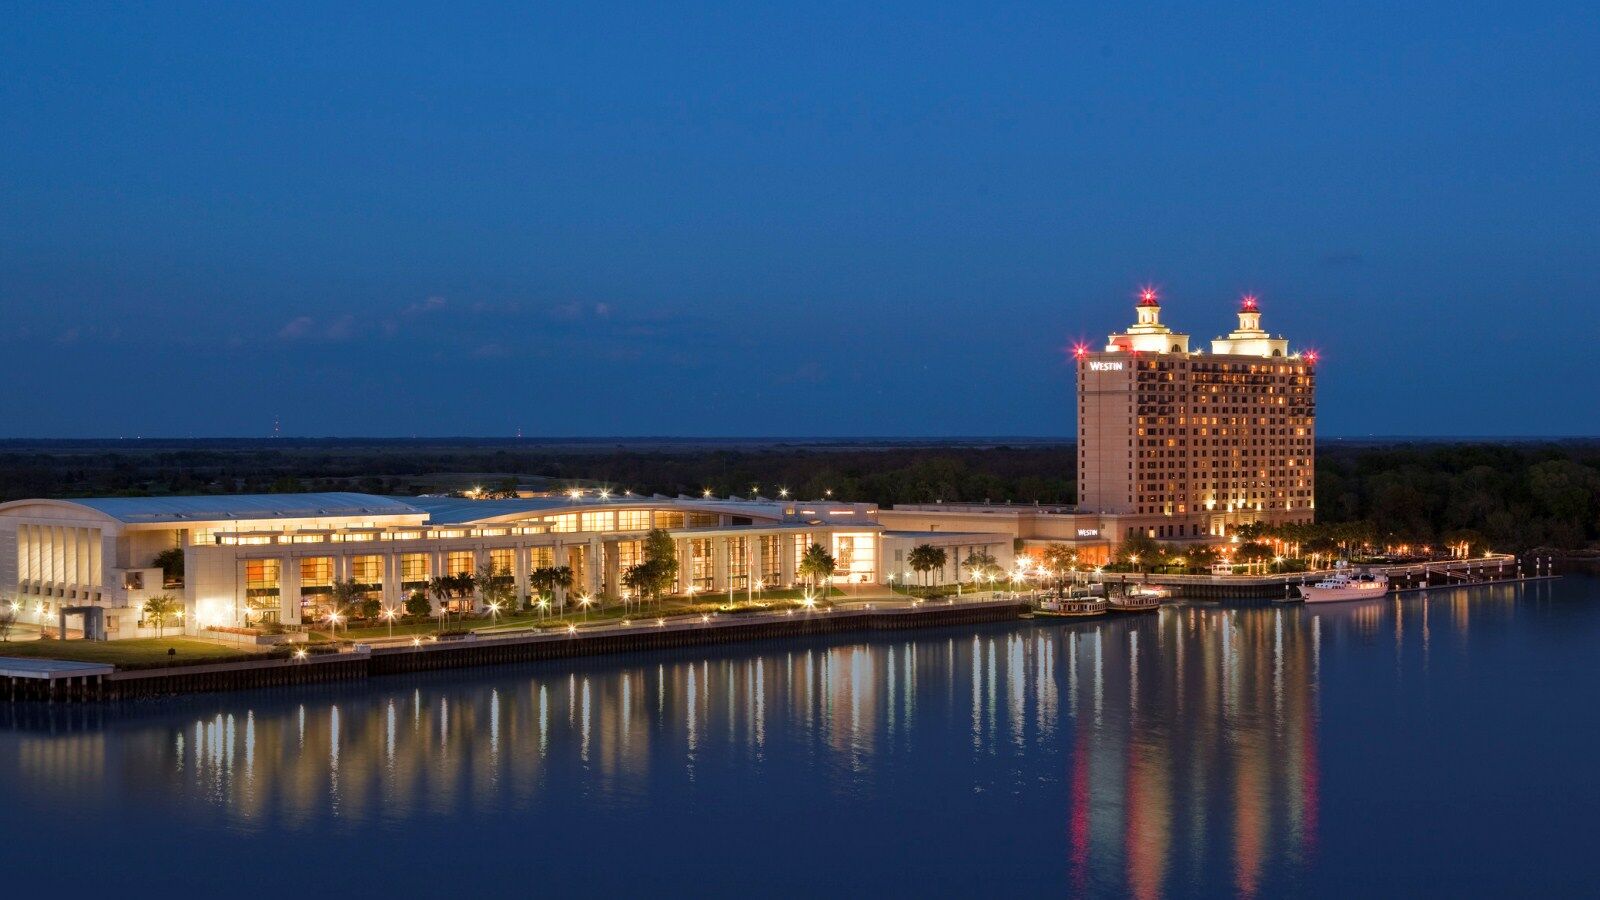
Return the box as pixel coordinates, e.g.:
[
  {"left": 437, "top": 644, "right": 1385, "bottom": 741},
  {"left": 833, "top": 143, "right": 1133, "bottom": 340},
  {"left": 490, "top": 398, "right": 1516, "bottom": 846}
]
[
  {"left": 2, "top": 568, "right": 1567, "bottom": 703},
  {"left": 4, "top": 598, "right": 1030, "bottom": 703}
]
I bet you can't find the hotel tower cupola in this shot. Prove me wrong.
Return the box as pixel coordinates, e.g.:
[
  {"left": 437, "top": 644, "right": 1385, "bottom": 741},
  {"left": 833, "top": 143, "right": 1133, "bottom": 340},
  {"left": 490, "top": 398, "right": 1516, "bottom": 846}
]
[
  {"left": 1107, "top": 287, "right": 1190, "bottom": 354},
  {"left": 1210, "top": 293, "right": 1288, "bottom": 357}
]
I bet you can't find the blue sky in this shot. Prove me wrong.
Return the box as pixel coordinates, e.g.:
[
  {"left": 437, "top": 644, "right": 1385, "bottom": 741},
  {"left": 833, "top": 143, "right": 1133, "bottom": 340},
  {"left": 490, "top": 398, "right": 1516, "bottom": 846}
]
[{"left": 2, "top": 2, "right": 1597, "bottom": 437}]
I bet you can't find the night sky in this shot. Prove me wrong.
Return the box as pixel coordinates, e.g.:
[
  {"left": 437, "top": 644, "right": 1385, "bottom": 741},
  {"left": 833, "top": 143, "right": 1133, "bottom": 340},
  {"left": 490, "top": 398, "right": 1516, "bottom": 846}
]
[{"left": 3, "top": 2, "right": 1596, "bottom": 438}]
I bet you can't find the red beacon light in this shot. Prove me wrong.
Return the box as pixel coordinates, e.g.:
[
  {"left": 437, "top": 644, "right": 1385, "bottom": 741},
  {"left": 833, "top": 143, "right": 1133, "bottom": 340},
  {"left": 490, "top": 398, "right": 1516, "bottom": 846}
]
[
  {"left": 1137, "top": 287, "right": 1160, "bottom": 306},
  {"left": 1072, "top": 343, "right": 1089, "bottom": 359},
  {"left": 1304, "top": 350, "right": 1319, "bottom": 364},
  {"left": 1240, "top": 294, "right": 1259, "bottom": 311}
]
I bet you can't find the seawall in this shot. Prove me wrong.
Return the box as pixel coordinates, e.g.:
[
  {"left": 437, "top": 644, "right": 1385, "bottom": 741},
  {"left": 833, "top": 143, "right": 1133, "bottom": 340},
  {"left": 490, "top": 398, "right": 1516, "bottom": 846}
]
[{"left": 6, "top": 600, "right": 1029, "bottom": 703}]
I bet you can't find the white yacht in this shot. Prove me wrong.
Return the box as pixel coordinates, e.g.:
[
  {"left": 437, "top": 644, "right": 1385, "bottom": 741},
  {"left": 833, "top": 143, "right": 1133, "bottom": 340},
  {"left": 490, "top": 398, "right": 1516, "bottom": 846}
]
[{"left": 1299, "top": 567, "right": 1389, "bottom": 603}]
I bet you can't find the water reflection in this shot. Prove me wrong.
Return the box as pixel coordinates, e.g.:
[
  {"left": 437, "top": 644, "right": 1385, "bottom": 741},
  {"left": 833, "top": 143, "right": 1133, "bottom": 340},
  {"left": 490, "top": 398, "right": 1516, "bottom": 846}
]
[{"left": 0, "top": 579, "right": 1561, "bottom": 896}]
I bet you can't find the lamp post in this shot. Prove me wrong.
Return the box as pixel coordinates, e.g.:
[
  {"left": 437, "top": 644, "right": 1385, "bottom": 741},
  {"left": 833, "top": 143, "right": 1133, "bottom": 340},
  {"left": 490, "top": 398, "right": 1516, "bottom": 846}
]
[
  {"left": 578, "top": 593, "right": 594, "bottom": 621},
  {"left": 382, "top": 606, "right": 397, "bottom": 638}
]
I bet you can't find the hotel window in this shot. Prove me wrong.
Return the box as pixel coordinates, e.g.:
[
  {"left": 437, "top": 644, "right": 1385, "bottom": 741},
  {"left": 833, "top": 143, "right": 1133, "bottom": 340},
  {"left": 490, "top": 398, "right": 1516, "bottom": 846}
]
[
  {"left": 616, "top": 510, "right": 652, "bottom": 531},
  {"left": 446, "top": 551, "right": 475, "bottom": 576},
  {"left": 548, "top": 514, "right": 578, "bottom": 533},
  {"left": 488, "top": 548, "right": 514, "bottom": 576},
  {"left": 831, "top": 533, "right": 877, "bottom": 583},
  {"left": 350, "top": 555, "right": 383, "bottom": 585},
  {"left": 580, "top": 511, "right": 615, "bottom": 532},
  {"left": 759, "top": 535, "right": 782, "bottom": 584},
  {"left": 299, "top": 557, "right": 334, "bottom": 588},
  {"left": 617, "top": 540, "right": 643, "bottom": 572},
  {"left": 728, "top": 536, "right": 749, "bottom": 589},
  {"left": 245, "top": 559, "right": 280, "bottom": 593},
  {"left": 228, "top": 533, "right": 276, "bottom": 546},
  {"left": 792, "top": 534, "right": 811, "bottom": 570},
  {"left": 654, "top": 511, "right": 685, "bottom": 529},
  {"left": 568, "top": 546, "right": 587, "bottom": 590},
  {"left": 400, "top": 553, "right": 430, "bottom": 584},
  {"left": 690, "top": 538, "right": 716, "bottom": 590}
]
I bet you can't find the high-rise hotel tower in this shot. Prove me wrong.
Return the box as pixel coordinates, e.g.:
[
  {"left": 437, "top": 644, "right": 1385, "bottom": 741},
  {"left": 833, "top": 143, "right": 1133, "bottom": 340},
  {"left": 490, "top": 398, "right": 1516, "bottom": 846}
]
[{"left": 1076, "top": 289, "right": 1316, "bottom": 543}]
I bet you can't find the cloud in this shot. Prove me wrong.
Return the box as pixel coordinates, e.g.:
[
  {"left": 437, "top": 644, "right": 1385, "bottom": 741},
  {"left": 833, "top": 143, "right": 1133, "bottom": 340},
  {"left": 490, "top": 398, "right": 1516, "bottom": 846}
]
[
  {"left": 278, "top": 316, "right": 316, "bottom": 339},
  {"left": 403, "top": 295, "right": 448, "bottom": 316},
  {"left": 323, "top": 314, "right": 356, "bottom": 340},
  {"left": 278, "top": 314, "right": 359, "bottom": 342}
]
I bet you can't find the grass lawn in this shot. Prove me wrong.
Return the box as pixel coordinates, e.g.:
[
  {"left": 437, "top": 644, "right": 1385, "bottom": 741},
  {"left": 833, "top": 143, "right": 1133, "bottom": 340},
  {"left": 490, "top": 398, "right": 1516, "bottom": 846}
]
[
  {"left": 0, "top": 637, "right": 269, "bottom": 667},
  {"left": 314, "top": 594, "right": 839, "bottom": 641}
]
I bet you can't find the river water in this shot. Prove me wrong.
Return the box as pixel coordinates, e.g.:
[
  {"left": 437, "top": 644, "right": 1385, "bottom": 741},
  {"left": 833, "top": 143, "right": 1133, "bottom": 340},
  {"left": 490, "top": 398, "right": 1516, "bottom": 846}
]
[{"left": 2, "top": 577, "right": 1596, "bottom": 897}]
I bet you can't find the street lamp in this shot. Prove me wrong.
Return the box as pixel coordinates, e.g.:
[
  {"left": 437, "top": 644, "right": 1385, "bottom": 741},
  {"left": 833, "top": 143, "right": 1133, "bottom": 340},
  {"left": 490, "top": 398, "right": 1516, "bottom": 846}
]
[
  {"left": 578, "top": 593, "right": 594, "bottom": 621},
  {"left": 382, "top": 605, "right": 398, "bottom": 638},
  {"left": 488, "top": 600, "right": 504, "bottom": 625}
]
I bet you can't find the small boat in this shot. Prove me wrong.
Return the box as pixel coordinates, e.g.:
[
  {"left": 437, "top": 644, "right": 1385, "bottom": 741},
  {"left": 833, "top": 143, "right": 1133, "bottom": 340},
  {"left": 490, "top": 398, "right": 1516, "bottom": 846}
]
[
  {"left": 1036, "top": 596, "right": 1108, "bottom": 617},
  {"left": 1299, "top": 568, "right": 1389, "bottom": 603},
  {"left": 1109, "top": 585, "right": 1168, "bottom": 612}
]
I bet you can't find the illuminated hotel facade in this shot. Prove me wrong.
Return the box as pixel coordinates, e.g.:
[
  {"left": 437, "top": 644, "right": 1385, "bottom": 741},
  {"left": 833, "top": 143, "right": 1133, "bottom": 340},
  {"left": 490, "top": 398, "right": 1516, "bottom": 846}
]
[
  {"left": 0, "top": 493, "right": 1014, "bottom": 639},
  {"left": 880, "top": 289, "right": 1316, "bottom": 563},
  {"left": 1078, "top": 290, "right": 1316, "bottom": 540}
]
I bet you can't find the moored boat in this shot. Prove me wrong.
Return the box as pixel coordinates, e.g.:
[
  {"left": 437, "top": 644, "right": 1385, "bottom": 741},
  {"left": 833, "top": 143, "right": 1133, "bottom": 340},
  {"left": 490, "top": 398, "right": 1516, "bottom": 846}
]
[
  {"left": 1037, "top": 596, "right": 1108, "bottom": 617},
  {"left": 1299, "top": 568, "right": 1389, "bottom": 603},
  {"left": 1109, "top": 585, "right": 1168, "bottom": 612}
]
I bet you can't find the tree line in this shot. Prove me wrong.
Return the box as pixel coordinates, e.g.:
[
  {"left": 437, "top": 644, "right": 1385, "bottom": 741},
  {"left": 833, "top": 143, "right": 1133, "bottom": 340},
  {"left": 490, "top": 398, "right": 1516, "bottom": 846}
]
[{"left": 1, "top": 439, "right": 1595, "bottom": 553}]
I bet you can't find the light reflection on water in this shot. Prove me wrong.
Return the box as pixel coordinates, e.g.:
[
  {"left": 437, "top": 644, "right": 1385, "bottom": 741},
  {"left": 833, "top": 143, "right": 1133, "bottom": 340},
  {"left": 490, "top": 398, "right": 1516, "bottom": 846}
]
[{"left": 0, "top": 578, "right": 1589, "bottom": 896}]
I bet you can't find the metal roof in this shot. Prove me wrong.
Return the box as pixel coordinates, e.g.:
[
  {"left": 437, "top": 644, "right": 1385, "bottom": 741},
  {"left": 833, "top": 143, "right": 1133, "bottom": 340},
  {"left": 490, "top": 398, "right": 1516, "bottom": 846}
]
[
  {"left": 68, "top": 493, "right": 424, "bottom": 524},
  {"left": 403, "top": 495, "right": 807, "bottom": 525},
  {"left": 1, "top": 492, "right": 876, "bottom": 528},
  {"left": 402, "top": 496, "right": 580, "bottom": 524}
]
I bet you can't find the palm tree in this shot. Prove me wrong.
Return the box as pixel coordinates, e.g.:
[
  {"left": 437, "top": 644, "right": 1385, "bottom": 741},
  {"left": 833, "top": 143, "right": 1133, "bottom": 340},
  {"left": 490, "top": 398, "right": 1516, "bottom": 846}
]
[
  {"left": 143, "top": 593, "right": 181, "bottom": 638},
  {"left": 907, "top": 544, "right": 940, "bottom": 588},
  {"left": 530, "top": 565, "right": 575, "bottom": 615},
  {"left": 798, "top": 543, "right": 836, "bottom": 596}
]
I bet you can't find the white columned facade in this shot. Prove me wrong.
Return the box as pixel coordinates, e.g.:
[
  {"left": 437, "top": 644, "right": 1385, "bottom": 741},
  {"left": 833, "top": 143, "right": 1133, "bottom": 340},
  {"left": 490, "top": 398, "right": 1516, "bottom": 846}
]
[{"left": 279, "top": 555, "right": 300, "bottom": 625}]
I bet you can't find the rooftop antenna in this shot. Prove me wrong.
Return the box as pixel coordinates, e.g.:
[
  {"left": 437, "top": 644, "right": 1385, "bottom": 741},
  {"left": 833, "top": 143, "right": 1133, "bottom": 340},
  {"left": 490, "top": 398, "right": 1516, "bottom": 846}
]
[{"left": 272, "top": 415, "right": 280, "bottom": 438}]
